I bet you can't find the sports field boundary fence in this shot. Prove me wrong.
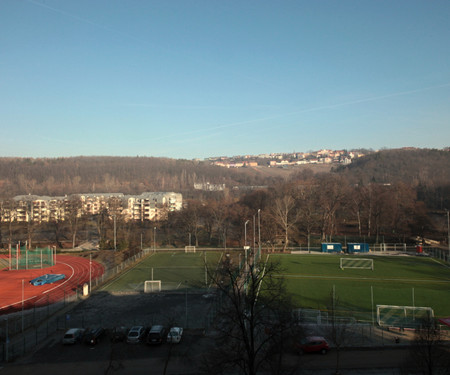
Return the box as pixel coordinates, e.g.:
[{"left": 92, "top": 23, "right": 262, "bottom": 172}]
[
  {"left": 1, "top": 244, "right": 450, "bottom": 363},
  {"left": 0, "top": 247, "right": 155, "bottom": 362}
]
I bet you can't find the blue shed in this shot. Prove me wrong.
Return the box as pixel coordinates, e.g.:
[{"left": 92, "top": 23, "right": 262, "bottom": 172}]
[
  {"left": 321, "top": 243, "right": 343, "bottom": 253},
  {"left": 347, "top": 243, "right": 369, "bottom": 253}
]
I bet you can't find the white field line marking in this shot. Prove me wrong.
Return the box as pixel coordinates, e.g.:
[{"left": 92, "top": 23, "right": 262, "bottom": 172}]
[
  {"left": 277, "top": 274, "right": 450, "bottom": 284},
  {"left": 139, "top": 266, "right": 203, "bottom": 269},
  {"left": 42, "top": 261, "right": 75, "bottom": 293},
  {"left": 430, "top": 257, "right": 450, "bottom": 269}
]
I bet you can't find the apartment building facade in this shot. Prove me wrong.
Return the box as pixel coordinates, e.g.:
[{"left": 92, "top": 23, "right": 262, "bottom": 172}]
[{"left": 0, "top": 192, "right": 182, "bottom": 223}]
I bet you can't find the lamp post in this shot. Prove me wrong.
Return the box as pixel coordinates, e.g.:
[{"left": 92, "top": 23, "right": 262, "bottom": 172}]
[
  {"left": 113, "top": 214, "right": 117, "bottom": 251},
  {"left": 185, "top": 280, "right": 188, "bottom": 328},
  {"left": 244, "top": 220, "right": 249, "bottom": 247},
  {"left": 244, "top": 220, "right": 250, "bottom": 273},
  {"left": 4, "top": 318, "right": 8, "bottom": 362},
  {"left": 253, "top": 215, "right": 256, "bottom": 252},
  {"left": 258, "top": 209, "right": 261, "bottom": 256},
  {"left": 446, "top": 209, "right": 450, "bottom": 254}
]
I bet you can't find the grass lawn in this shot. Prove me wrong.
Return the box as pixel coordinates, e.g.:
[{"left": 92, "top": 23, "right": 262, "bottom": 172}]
[
  {"left": 102, "top": 250, "right": 224, "bottom": 292},
  {"left": 270, "top": 253, "right": 450, "bottom": 320}
]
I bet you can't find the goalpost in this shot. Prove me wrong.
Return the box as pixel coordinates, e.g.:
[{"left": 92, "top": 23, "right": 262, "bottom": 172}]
[
  {"left": 144, "top": 280, "right": 161, "bottom": 293},
  {"left": 185, "top": 245, "right": 196, "bottom": 253},
  {"left": 377, "top": 305, "right": 434, "bottom": 328},
  {"left": 340, "top": 257, "right": 374, "bottom": 270}
]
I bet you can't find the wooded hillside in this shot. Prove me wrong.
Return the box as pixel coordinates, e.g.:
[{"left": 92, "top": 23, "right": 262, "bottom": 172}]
[
  {"left": 334, "top": 148, "right": 450, "bottom": 209},
  {"left": 0, "top": 156, "right": 279, "bottom": 198},
  {"left": 0, "top": 149, "right": 449, "bottom": 209}
]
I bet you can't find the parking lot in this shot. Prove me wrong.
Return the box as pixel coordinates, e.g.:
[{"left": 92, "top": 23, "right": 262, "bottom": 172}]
[
  {"left": 1, "top": 326, "right": 211, "bottom": 375},
  {"left": 0, "top": 289, "right": 217, "bottom": 374}
]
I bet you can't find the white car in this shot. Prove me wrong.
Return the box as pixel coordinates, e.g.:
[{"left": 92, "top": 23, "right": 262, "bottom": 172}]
[
  {"left": 127, "top": 326, "right": 145, "bottom": 344},
  {"left": 62, "top": 328, "right": 84, "bottom": 344},
  {"left": 167, "top": 327, "right": 183, "bottom": 344}
]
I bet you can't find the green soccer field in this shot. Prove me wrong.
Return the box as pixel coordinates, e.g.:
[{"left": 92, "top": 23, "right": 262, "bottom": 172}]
[
  {"left": 102, "top": 250, "right": 224, "bottom": 292},
  {"left": 269, "top": 253, "right": 450, "bottom": 321}
]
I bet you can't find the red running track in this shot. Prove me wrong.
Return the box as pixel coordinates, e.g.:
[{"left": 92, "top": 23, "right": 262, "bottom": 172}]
[{"left": 0, "top": 255, "right": 104, "bottom": 315}]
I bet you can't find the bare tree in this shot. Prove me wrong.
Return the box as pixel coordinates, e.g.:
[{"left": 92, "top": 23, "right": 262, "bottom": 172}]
[
  {"left": 202, "top": 254, "right": 298, "bottom": 375},
  {"left": 326, "top": 286, "right": 354, "bottom": 375},
  {"left": 65, "top": 195, "right": 82, "bottom": 248},
  {"left": 408, "top": 316, "right": 450, "bottom": 375},
  {"left": 271, "top": 195, "right": 299, "bottom": 252}
]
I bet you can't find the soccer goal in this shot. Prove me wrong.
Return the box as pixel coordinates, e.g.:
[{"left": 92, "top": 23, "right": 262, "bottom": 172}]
[
  {"left": 144, "top": 280, "right": 161, "bottom": 293},
  {"left": 340, "top": 257, "right": 374, "bottom": 270},
  {"left": 185, "top": 245, "right": 196, "bottom": 253},
  {"left": 377, "top": 305, "right": 434, "bottom": 328}
]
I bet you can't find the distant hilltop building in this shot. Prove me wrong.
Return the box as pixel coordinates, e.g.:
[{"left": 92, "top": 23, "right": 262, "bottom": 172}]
[
  {"left": 210, "top": 148, "right": 365, "bottom": 168},
  {"left": 0, "top": 192, "right": 182, "bottom": 223},
  {"left": 194, "top": 182, "right": 226, "bottom": 191}
]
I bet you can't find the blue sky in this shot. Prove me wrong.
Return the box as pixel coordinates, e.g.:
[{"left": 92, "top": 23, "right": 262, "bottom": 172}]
[{"left": 1, "top": 0, "right": 449, "bottom": 159}]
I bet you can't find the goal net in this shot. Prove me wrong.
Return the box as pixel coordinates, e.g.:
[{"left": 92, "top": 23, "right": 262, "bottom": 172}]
[
  {"left": 377, "top": 305, "right": 434, "bottom": 328},
  {"left": 144, "top": 280, "right": 161, "bottom": 293},
  {"left": 185, "top": 245, "right": 196, "bottom": 253},
  {"left": 340, "top": 258, "right": 373, "bottom": 270}
]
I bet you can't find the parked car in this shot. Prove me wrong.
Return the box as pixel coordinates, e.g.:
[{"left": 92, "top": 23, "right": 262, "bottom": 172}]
[
  {"left": 146, "top": 325, "right": 167, "bottom": 345},
  {"left": 83, "top": 327, "right": 105, "bottom": 346},
  {"left": 111, "top": 326, "right": 128, "bottom": 343},
  {"left": 62, "top": 328, "right": 84, "bottom": 345},
  {"left": 295, "top": 336, "right": 330, "bottom": 355},
  {"left": 127, "top": 326, "right": 145, "bottom": 344},
  {"left": 167, "top": 327, "right": 183, "bottom": 344}
]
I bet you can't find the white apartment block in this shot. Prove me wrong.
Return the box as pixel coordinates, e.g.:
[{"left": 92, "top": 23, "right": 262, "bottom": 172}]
[{"left": 0, "top": 192, "right": 182, "bottom": 223}]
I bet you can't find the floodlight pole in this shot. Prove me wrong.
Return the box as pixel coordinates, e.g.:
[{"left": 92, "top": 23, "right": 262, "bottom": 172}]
[
  {"left": 21, "top": 279, "right": 24, "bottom": 332},
  {"left": 89, "top": 253, "right": 92, "bottom": 293},
  {"left": 153, "top": 227, "right": 156, "bottom": 252},
  {"left": 447, "top": 209, "right": 450, "bottom": 254},
  {"left": 244, "top": 220, "right": 249, "bottom": 248}
]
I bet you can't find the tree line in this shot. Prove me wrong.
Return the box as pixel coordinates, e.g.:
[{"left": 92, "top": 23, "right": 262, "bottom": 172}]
[
  {"left": 0, "top": 149, "right": 449, "bottom": 250},
  {"left": 1, "top": 172, "right": 444, "bottom": 251}
]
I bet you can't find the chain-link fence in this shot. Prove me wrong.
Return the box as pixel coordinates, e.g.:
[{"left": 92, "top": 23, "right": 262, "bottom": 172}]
[{"left": 0, "top": 248, "right": 154, "bottom": 362}]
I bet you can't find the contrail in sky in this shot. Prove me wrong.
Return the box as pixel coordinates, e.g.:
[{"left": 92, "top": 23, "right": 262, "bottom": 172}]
[
  {"left": 190, "top": 82, "right": 450, "bottom": 132},
  {"left": 27, "top": 0, "right": 450, "bottom": 144},
  {"left": 127, "top": 82, "right": 450, "bottom": 145}
]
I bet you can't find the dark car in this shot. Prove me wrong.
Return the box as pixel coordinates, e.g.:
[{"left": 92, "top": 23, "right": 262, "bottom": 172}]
[
  {"left": 83, "top": 327, "right": 105, "bottom": 346},
  {"left": 111, "top": 326, "right": 128, "bottom": 343},
  {"left": 146, "top": 325, "right": 167, "bottom": 345},
  {"left": 295, "top": 336, "right": 330, "bottom": 355}
]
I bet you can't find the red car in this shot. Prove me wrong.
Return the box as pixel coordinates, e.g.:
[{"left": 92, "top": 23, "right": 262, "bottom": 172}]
[{"left": 295, "top": 336, "right": 330, "bottom": 355}]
